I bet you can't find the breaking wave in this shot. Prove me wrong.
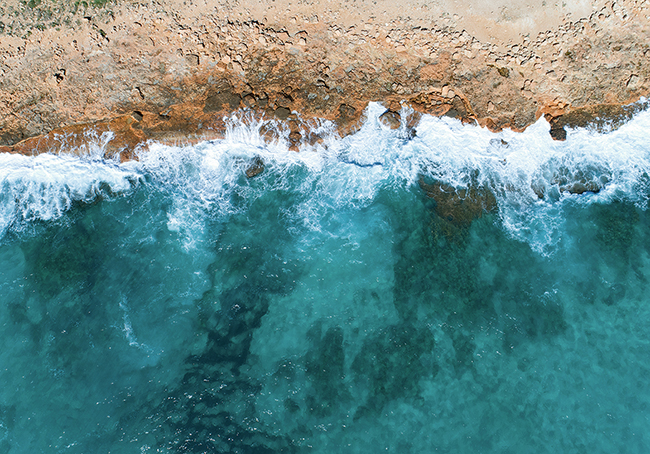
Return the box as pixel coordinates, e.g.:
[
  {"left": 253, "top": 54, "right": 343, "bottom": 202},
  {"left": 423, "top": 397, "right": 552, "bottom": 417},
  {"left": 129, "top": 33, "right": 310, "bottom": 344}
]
[{"left": 2, "top": 100, "right": 649, "bottom": 254}]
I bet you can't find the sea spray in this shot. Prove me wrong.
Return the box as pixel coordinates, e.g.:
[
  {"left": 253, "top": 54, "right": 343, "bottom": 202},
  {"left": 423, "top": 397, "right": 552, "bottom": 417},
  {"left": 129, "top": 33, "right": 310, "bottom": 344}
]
[
  {"left": 0, "top": 152, "right": 141, "bottom": 239},
  {"left": 3, "top": 101, "right": 650, "bottom": 250}
]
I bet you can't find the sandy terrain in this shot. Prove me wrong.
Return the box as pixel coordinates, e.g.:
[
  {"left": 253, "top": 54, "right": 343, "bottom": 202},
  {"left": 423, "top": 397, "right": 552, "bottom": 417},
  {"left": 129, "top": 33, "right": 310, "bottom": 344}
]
[{"left": 0, "top": 0, "right": 648, "bottom": 157}]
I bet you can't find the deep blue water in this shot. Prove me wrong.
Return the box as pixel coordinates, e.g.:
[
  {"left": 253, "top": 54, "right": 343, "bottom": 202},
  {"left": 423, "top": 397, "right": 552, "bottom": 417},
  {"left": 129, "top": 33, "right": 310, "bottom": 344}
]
[{"left": 1, "top": 103, "right": 650, "bottom": 453}]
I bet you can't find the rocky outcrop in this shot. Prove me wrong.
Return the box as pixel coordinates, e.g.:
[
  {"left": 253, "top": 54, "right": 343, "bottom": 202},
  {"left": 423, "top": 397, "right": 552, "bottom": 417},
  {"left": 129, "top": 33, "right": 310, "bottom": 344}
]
[{"left": 1, "top": 0, "right": 649, "bottom": 157}]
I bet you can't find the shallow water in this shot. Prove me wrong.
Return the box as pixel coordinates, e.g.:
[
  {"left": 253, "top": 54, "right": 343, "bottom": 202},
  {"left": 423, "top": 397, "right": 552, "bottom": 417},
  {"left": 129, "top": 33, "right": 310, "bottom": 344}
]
[{"left": 1, "top": 103, "right": 650, "bottom": 453}]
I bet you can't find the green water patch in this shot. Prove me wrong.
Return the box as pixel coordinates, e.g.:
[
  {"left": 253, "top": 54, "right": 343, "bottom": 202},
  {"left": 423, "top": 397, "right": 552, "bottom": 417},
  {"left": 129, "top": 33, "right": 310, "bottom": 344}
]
[
  {"left": 0, "top": 184, "right": 216, "bottom": 452},
  {"left": 2, "top": 165, "right": 650, "bottom": 452},
  {"left": 304, "top": 323, "right": 347, "bottom": 417},
  {"left": 351, "top": 322, "right": 436, "bottom": 420},
  {"left": 126, "top": 179, "right": 311, "bottom": 453},
  {"left": 386, "top": 185, "right": 566, "bottom": 348}
]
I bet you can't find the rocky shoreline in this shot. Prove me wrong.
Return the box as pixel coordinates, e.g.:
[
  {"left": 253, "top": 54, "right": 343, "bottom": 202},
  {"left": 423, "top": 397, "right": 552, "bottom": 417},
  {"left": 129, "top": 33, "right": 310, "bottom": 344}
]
[{"left": 1, "top": 0, "right": 649, "bottom": 159}]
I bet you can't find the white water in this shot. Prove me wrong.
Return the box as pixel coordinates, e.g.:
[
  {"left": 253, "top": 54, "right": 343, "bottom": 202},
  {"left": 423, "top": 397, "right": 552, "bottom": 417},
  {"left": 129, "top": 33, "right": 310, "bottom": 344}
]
[
  {"left": 0, "top": 152, "right": 141, "bottom": 237},
  {"left": 2, "top": 100, "right": 650, "bottom": 253}
]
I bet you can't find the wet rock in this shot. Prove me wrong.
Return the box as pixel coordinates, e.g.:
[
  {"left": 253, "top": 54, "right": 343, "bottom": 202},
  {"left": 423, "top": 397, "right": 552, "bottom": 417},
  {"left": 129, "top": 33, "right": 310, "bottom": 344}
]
[
  {"left": 549, "top": 101, "right": 649, "bottom": 139},
  {"left": 403, "top": 111, "right": 422, "bottom": 139},
  {"left": 276, "top": 93, "right": 293, "bottom": 108},
  {"left": 379, "top": 110, "right": 401, "bottom": 129},
  {"left": 274, "top": 106, "right": 291, "bottom": 120},
  {"left": 552, "top": 168, "right": 610, "bottom": 194},
  {"left": 419, "top": 178, "right": 497, "bottom": 228},
  {"left": 443, "top": 95, "right": 470, "bottom": 121},
  {"left": 245, "top": 156, "right": 265, "bottom": 178},
  {"left": 242, "top": 93, "right": 256, "bottom": 107},
  {"left": 288, "top": 128, "right": 302, "bottom": 150},
  {"left": 336, "top": 103, "right": 360, "bottom": 133},
  {"left": 549, "top": 124, "right": 567, "bottom": 141},
  {"left": 10, "top": 115, "right": 148, "bottom": 161}
]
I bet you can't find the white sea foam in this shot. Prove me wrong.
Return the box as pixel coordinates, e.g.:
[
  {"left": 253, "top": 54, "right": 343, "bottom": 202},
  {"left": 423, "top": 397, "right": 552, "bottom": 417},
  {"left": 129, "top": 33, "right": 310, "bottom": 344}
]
[
  {"left": 407, "top": 101, "right": 650, "bottom": 252},
  {"left": 0, "top": 152, "right": 141, "bottom": 238},
  {"left": 118, "top": 297, "right": 154, "bottom": 355},
  {"left": 2, "top": 100, "right": 650, "bottom": 253},
  {"left": 179, "top": 101, "right": 649, "bottom": 253}
]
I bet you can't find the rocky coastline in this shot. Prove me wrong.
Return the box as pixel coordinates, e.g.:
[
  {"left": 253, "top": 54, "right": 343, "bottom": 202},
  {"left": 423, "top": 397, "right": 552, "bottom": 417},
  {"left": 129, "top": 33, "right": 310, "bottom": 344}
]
[{"left": 1, "top": 0, "right": 649, "bottom": 160}]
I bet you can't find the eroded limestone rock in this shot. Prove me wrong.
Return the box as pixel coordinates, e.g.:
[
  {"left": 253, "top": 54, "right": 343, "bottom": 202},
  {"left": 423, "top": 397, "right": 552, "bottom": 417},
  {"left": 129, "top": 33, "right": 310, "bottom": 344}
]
[{"left": 0, "top": 0, "right": 648, "bottom": 155}]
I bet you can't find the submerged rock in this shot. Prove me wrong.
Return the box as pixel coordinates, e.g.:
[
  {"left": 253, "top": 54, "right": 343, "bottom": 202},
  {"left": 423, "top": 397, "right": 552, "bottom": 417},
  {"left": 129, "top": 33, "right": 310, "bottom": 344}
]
[
  {"left": 245, "top": 156, "right": 265, "bottom": 178},
  {"left": 419, "top": 178, "right": 497, "bottom": 232},
  {"left": 351, "top": 323, "right": 435, "bottom": 419}
]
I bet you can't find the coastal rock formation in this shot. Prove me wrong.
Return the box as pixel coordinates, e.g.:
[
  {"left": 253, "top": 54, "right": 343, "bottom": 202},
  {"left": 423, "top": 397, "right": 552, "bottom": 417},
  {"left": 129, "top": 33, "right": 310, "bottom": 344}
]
[{"left": 1, "top": 0, "right": 649, "bottom": 156}]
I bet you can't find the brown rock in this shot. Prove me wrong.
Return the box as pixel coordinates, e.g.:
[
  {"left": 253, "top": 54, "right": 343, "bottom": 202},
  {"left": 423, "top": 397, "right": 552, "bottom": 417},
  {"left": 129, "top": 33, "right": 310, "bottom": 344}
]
[
  {"left": 10, "top": 115, "right": 147, "bottom": 161},
  {"left": 419, "top": 179, "right": 497, "bottom": 227},
  {"left": 336, "top": 104, "right": 362, "bottom": 135},
  {"left": 246, "top": 157, "right": 265, "bottom": 178},
  {"left": 419, "top": 63, "right": 446, "bottom": 82},
  {"left": 0, "top": 0, "right": 648, "bottom": 157},
  {"left": 548, "top": 101, "right": 649, "bottom": 139},
  {"left": 275, "top": 107, "right": 291, "bottom": 120},
  {"left": 444, "top": 96, "right": 471, "bottom": 121},
  {"left": 204, "top": 89, "right": 242, "bottom": 113},
  {"left": 379, "top": 111, "right": 401, "bottom": 129}
]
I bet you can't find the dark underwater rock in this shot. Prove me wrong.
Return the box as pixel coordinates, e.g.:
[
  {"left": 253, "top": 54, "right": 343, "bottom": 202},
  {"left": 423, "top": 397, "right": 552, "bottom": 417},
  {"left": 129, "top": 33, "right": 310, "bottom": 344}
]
[
  {"left": 246, "top": 156, "right": 265, "bottom": 178},
  {"left": 352, "top": 323, "right": 436, "bottom": 419}
]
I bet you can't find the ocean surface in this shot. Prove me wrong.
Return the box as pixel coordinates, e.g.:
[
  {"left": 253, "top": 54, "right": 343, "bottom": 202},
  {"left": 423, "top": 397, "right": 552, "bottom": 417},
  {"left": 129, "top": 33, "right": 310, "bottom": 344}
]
[{"left": 1, "top": 102, "right": 650, "bottom": 453}]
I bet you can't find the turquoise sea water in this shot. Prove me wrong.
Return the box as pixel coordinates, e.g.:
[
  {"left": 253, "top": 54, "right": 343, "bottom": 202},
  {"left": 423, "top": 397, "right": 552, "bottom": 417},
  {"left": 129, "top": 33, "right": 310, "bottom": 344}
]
[{"left": 2, "top": 102, "right": 650, "bottom": 453}]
